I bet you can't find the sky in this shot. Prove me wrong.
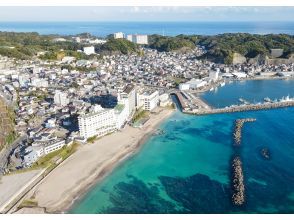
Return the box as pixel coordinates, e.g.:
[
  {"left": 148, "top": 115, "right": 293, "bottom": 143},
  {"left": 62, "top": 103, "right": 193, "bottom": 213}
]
[{"left": 0, "top": 6, "right": 293, "bottom": 22}]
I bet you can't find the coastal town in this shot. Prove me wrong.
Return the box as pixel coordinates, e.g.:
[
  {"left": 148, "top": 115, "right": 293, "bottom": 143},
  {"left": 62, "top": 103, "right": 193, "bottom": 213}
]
[{"left": 0, "top": 31, "right": 294, "bottom": 214}]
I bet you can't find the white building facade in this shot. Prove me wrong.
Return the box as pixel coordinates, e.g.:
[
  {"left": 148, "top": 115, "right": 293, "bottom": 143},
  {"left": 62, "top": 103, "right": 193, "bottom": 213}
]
[
  {"left": 54, "top": 90, "right": 70, "bottom": 106},
  {"left": 83, "top": 46, "right": 95, "bottom": 55},
  {"left": 137, "top": 91, "right": 159, "bottom": 111},
  {"left": 117, "top": 84, "right": 136, "bottom": 117},
  {"left": 113, "top": 32, "right": 124, "bottom": 39},
  {"left": 78, "top": 105, "right": 116, "bottom": 139},
  {"left": 23, "top": 139, "right": 65, "bottom": 167},
  {"left": 134, "top": 35, "right": 148, "bottom": 44}
]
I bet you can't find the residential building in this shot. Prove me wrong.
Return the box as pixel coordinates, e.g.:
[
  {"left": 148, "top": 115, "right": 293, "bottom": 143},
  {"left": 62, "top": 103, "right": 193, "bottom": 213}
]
[
  {"left": 83, "top": 46, "right": 95, "bottom": 55},
  {"left": 23, "top": 139, "right": 65, "bottom": 167},
  {"left": 54, "top": 90, "right": 70, "bottom": 106},
  {"left": 132, "top": 34, "right": 148, "bottom": 44},
  {"left": 113, "top": 32, "right": 124, "bottom": 39},
  {"left": 30, "top": 77, "right": 48, "bottom": 88}
]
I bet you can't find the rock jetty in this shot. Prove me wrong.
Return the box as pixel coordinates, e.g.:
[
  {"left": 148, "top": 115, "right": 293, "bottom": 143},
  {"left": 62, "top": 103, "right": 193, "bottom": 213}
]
[
  {"left": 231, "top": 156, "right": 245, "bottom": 206},
  {"left": 185, "top": 100, "right": 294, "bottom": 115},
  {"left": 233, "top": 118, "right": 256, "bottom": 146}
]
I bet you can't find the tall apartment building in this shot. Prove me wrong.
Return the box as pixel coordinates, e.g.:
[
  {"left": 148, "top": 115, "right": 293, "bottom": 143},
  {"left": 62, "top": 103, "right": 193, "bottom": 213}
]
[
  {"left": 78, "top": 105, "right": 116, "bottom": 139},
  {"left": 54, "top": 90, "right": 70, "bottom": 106},
  {"left": 126, "top": 34, "right": 148, "bottom": 45},
  {"left": 113, "top": 32, "right": 124, "bottom": 39},
  {"left": 137, "top": 90, "right": 159, "bottom": 111},
  {"left": 117, "top": 84, "right": 136, "bottom": 117},
  {"left": 133, "top": 34, "right": 148, "bottom": 44}
]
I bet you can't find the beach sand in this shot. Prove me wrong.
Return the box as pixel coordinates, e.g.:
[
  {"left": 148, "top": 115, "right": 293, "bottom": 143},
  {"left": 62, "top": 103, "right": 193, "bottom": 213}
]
[{"left": 15, "top": 108, "right": 174, "bottom": 214}]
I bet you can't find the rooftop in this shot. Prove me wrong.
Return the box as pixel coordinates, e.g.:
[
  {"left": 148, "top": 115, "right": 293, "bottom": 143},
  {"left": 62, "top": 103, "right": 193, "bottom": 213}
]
[{"left": 123, "top": 84, "right": 135, "bottom": 94}]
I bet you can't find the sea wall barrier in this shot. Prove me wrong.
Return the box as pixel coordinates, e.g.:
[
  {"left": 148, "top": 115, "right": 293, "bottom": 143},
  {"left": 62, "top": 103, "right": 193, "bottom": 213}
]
[
  {"left": 231, "top": 156, "right": 245, "bottom": 206},
  {"left": 233, "top": 118, "right": 256, "bottom": 146},
  {"left": 182, "top": 100, "right": 294, "bottom": 115}
]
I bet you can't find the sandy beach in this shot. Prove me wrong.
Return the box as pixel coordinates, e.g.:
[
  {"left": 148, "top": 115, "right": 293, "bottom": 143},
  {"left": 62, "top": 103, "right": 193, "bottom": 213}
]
[{"left": 14, "top": 108, "right": 174, "bottom": 214}]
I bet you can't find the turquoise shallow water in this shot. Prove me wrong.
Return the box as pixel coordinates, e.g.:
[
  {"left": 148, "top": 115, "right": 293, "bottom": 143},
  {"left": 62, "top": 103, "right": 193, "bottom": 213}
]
[{"left": 70, "top": 80, "right": 294, "bottom": 214}]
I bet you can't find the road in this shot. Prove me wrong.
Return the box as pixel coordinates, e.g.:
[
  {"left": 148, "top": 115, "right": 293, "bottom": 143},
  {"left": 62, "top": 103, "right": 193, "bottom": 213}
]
[{"left": 0, "top": 134, "right": 27, "bottom": 175}]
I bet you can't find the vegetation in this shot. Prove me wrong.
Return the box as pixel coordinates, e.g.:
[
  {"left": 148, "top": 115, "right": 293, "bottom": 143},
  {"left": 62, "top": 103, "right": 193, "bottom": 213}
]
[
  {"left": 132, "top": 109, "right": 149, "bottom": 123},
  {"left": 0, "top": 98, "right": 16, "bottom": 151},
  {"left": 97, "top": 38, "right": 139, "bottom": 55},
  {"left": 148, "top": 35, "right": 196, "bottom": 52},
  {"left": 1, "top": 32, "right": 294, "bottom": 64},
  {"left": 149, "top": 33, "right": 294, "bottom": 64},
  {"left": 172, "top": 77, "right": 186, "bottom": 86},
  {"left": 87, "top": 135, "right": 97, "bottom": 144},
  {"left": 19, "top": 199, "right": 38, "bottom": 208},
  {"left": 197, "top": 33, "right": 294, "bottom": 64}
]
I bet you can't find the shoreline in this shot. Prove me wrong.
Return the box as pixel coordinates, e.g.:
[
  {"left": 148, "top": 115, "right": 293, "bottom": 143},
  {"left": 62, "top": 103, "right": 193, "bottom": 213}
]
[{"left": 14, "top": 108, "right": 175, "bottom": 214}]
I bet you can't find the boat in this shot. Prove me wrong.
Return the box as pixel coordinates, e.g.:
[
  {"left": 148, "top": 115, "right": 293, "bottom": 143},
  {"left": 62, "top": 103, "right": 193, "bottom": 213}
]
[
  {"left": 264, "top": 97, "right": 271, "bottom": 102},
  {"left": 220, "top": 82, "right": 226, "bottom": 87},
  {"left": 239, "top": 98, "right": 245, "bottom": 103},
  {"left": 239, "top": 98, "right": 250, "bottom": 105}
]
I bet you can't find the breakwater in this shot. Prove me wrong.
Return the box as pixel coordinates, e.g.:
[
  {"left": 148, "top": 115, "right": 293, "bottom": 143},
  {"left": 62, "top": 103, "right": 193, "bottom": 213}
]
[
  {"left": 233, "top": 118, "right": 256, "bottom": 146},
  {"left": 231, "top": 118, "right": 256, "bottom": 206},
  {"left": 184, "top": 101, "right": 294, "bottom": 115},
  {"left": 231, "top": 157, "right": 245, "bottom": 206}
]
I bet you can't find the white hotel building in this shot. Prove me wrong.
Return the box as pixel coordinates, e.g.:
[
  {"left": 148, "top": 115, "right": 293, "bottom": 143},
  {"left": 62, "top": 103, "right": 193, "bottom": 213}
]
[{"left": 78, "top": 105, "right": 116, "bottom": 139}]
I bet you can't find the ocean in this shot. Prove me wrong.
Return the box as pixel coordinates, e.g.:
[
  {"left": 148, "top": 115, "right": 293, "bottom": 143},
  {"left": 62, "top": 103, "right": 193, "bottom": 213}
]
[
  {"left": 0, "top": 21, "right": 294, "bottom": 37},
  {"left": 70, "top": 79, "right": 294, "bottom": 214}
]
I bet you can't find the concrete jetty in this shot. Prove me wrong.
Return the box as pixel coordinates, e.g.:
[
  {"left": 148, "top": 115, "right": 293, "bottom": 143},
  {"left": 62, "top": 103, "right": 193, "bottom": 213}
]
[
  {"left": 233, "top": 118, "right": 256, "bottom": 146},
  {"left": 231, "top": 156, "right": 245, "bottom": 206}
]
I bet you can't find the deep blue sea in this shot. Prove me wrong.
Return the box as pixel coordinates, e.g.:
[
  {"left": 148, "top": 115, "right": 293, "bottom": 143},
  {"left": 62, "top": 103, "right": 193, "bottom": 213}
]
[
  {"left": 0, "top": 21, "right": 294, "bottom": 37},
  {"left": 70, "top": 80, "right": 294, "bottom": 214}
]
